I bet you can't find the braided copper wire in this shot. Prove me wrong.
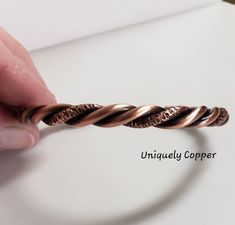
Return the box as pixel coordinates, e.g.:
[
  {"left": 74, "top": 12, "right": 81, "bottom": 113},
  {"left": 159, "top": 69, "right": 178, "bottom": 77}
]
[{"left": 19, "top": 103, "right": 229, "bottom": 129}]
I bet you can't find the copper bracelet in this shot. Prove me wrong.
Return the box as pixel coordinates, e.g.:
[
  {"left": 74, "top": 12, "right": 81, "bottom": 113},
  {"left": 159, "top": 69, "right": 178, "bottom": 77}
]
[{"left": 19, "top": 104, "right": 229, "bottom": 129}]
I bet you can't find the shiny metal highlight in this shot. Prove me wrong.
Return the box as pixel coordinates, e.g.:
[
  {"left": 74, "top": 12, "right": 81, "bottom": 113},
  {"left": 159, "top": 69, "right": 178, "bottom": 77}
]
[{"left": 20, "top": 103, "right": 229, "bottom": 129}]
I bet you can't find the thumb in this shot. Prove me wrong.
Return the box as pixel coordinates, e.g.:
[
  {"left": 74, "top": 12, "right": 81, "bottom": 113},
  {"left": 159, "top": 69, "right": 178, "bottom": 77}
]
[{"left": 0, "top": 105, "right": 39, "bottom": 151}]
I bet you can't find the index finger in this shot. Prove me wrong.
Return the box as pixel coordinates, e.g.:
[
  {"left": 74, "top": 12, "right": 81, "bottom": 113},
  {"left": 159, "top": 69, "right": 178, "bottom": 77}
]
[{"left": 0, "top": 39, "right": 56, "bottom": 108}]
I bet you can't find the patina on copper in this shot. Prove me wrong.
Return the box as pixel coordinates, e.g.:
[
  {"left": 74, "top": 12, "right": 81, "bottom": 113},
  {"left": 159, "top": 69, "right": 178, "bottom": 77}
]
[{"left": 19, "top": 103, "right": 229, "bottom": 129}]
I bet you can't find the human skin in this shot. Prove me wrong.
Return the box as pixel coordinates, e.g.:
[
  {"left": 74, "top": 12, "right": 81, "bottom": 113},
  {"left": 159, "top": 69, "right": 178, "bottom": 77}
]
[{"left": 0, "top": 27, "right": 56, "bottom": 150}]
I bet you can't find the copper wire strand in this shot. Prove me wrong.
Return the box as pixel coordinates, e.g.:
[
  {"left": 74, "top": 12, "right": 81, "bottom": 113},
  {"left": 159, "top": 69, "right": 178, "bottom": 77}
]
[{"left": 20, "top": 104, "right": 229, "bottom": 129}]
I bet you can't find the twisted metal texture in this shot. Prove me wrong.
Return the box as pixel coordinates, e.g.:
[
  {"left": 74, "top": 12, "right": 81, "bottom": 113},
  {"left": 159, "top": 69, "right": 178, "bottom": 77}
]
[{"left": 20, "top": 103, "right": 229, "bottom": 129}]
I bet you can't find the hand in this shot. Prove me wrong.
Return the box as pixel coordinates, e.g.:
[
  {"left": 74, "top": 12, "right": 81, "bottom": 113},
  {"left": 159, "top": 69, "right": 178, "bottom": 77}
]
[{"left": 0, "top": 27, "right": 56, "bottom": 151}]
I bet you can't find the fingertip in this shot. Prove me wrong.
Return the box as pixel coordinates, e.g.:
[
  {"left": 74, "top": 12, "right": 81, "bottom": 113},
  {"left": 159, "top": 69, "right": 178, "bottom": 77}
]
[
  {"left": 44, "top": 89, "right": 57, "bottom": 105},
  {"left": 0, "top": 38, "right": 57, "bottom": 107},
  {"left": 0, "top": 124, "right": 40, "bottom": 151},
  {"left": 20, "top": 124, "right": 40, "bottom": 146}
]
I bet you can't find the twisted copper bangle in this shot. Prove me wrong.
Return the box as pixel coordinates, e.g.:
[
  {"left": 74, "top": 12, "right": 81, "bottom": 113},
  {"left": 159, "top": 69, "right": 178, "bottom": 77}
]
[{"left": 19, "top": 104, "right": 229, "bottom": 129}]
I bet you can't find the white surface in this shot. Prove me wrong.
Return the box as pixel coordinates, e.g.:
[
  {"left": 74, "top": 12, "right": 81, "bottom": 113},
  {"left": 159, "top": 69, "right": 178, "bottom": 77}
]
[
  {"left": 0, "top": 0, "right": 220, "bottom": 51},
  {"left": 0, "top": 2, "right": 234, "bottom": 225}
]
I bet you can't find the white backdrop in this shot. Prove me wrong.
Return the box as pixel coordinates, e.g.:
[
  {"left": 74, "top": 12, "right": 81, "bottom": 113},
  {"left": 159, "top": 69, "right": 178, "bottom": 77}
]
[
  {"left": 0, "top": 2, "right": 234, "bottom": 225},
  {"left": 0, "top": 0, "right": 220, "bottom": 50}
]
